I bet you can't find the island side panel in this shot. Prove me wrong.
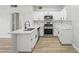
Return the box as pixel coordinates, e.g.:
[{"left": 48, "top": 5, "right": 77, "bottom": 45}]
[{"left": 17, "top": 34, "right": 32, "bottom": 52}]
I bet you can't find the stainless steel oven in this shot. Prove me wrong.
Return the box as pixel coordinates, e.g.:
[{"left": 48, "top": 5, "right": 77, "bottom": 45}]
[
  {"left": 44, "top": 15, "right": 53, "bottom": 36},
  {"left": 44, "top": 27, "right": 53, "bottom": 35}
]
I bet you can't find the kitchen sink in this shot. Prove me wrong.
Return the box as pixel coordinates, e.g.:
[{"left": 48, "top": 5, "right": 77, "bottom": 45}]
[{"left": 24, "top": 28, "right": 35, "bottom": 31}]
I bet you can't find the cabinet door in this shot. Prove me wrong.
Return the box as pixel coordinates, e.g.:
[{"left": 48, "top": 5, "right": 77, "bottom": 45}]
[
  {"left": 35, "top": 29, "right": 38, "bottom": 42},
  {"left": 58, "top": 31, "right": 62, "bottom": 43},
  {"left": 31, "top": 29, "right": 38, "bottom": 49},
  {"left": 53, "top": 29, "right": 58, "bottom": 36},
  {"left": 17, "top": 34, "right": 31, "bottom": 52},
  {"left": 40, "top": 26, "right": 44, "bottom": 36},
  {"left": 31, "top": 31, "right": 35, "bottom": 49},
  {"left": 61, "top": 30, "right": 72, "bottom": 44},
  {"left": 33, "top": 12, "right": 44, "bottom": 20}
]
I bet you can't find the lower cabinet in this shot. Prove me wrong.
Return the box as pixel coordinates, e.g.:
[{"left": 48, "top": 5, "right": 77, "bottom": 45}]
[
  {"left": 53, "top": 28, "right": 58, "bottom": 36},
  {"left": 31, "top": 29, "right": 38, "bottom": 49},
  {"left": 17, "top": 29, "right": 38, "bottom": 52},
  {"left": 58, "top": 29, "right": 72, "bottom": 44},
  {"left": 34, "top": 20, "right": 44, "bottom": 36},
  {"left": 39, "top": 26, "right": 44, "bottom": 36}
]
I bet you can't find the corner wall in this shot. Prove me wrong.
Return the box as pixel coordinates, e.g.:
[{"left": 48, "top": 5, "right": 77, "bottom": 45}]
[
  {"left": 0, "top": 5, "right": 11, "bottom": 38},
  {"left": 70, "top": 5, "right": 79, "bottom": 52}
]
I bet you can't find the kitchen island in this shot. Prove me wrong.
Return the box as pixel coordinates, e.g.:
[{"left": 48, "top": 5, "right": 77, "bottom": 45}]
[{"left": 9, "top": 26, "right": 40, "bottom": 53}]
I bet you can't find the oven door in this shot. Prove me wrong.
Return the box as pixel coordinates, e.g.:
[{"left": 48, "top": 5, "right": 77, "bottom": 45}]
[{"left": 44, "top": 29, "right": 53, "bottom": 35}]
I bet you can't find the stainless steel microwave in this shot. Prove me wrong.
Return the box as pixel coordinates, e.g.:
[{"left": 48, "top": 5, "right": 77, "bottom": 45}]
[{"left": 44, "top": 15, "right": 53, "bottom": 19}]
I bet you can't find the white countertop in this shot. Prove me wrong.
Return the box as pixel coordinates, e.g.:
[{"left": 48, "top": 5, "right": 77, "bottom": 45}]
[
  {"left": 54, "top": 24, "right": 72, "bottom": 31},
  {"left": 9, "top": 25, "right": 40, "bottom": 34}
]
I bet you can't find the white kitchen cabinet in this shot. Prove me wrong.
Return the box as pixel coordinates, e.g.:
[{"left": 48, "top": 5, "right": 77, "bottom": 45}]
[
  {"left": 17, "top": 34, "right": 32, "bottom": 52},
  {"left": 39, "top": 26, "right": 44, "bottom": 36},
  {"left": 58, "top": 29, "right": 72, "bottom": 44},
  {"left": 53, "top": 28, "right": 58, "bottom": 36},
  {"left": 34, "top": 20, "right": 44, "bottom": 36},
  {"left": 60, "top": 7, "right": 67, "bottom": 20},
  {"left": 17, "top": 29, "right": 38, "bottom": 52},
  {"left": 33, "top": 12, "right": 44, "bottom": 20},
  {"left": 31, "top": 29, "right": 38, "bottom": 49}
]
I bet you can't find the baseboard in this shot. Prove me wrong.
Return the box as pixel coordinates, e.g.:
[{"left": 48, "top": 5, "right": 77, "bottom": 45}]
[
  {"left": 0, "top": 36, "right": 11, "bottom": 39},
  {"left": 18, "top": 51, "right": 32, "bottom": 53},
  {"left": 72, "top": 44, "right": 79, "bottom": 53},
  {"left": 62, "top": 44, "right": 72, "bottom": 46}
]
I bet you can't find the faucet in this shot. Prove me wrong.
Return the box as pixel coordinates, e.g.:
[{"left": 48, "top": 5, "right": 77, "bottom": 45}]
[{"left": 24, "top": 20, "right": 30, "bottom": 30}]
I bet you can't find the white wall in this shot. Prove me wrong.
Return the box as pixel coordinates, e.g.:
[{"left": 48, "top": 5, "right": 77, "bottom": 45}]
[
  {"left": 0, "top": 5, "right": 33, "bottom": 38},
  {"left": 0, "top": 6, "right": 11, "bottom": 38},
  {"left": 18, "top": 5, "right": 33, "bottom": 28},
  {"left": 69, "top": 6, "right": 79, "bottom": 52}
]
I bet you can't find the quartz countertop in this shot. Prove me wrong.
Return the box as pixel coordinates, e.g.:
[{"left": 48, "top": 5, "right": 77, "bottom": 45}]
[
  {"left": 9, "top": 25, "right": 40, "bottom": 34},
  {"left": 53, "top": 24, "right": 72, "bottom": 31}
]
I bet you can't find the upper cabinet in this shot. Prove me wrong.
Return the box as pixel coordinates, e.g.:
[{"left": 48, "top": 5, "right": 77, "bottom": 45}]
[
  {"left": 33, "top": 11, "right": 44, "bottom": 20},
  {"left": 33, "top": 5, "right": 67, "bottom": 21},
  {"left": 66, "top": 6, "right": 72, "bottom": 21},
  {"left": 60, "top": 7, "right": 67, "bottom": 20}
]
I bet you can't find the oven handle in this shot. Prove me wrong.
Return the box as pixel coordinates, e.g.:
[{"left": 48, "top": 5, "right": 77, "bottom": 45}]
[{"left": 44, "top": 27, "right": 53, "bottom": 29}]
